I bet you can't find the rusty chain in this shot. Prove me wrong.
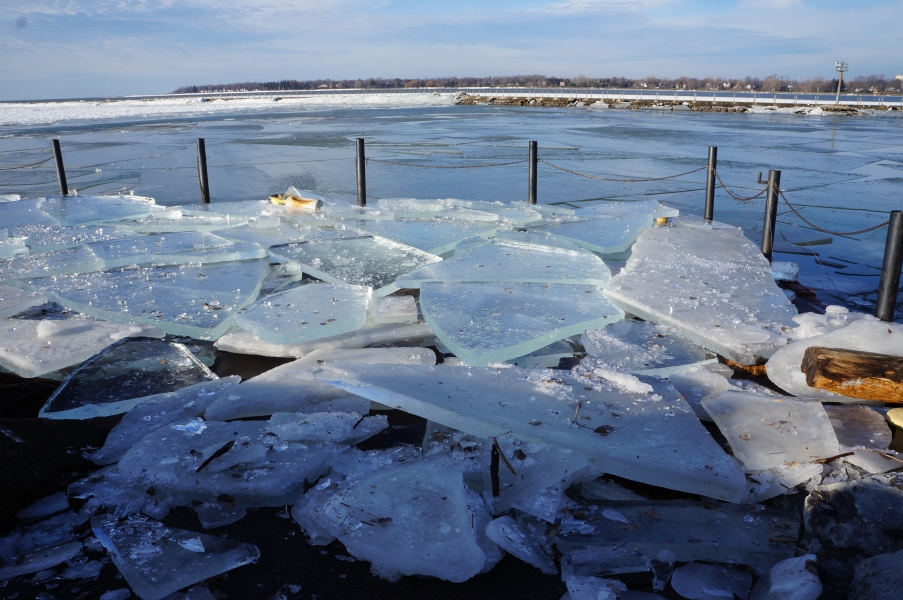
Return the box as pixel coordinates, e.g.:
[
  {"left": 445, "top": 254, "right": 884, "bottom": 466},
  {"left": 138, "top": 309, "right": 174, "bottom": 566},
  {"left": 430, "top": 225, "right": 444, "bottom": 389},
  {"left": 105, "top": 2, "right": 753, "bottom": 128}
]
[{"left": 538, "top": 160, "right": 706, "bottom": 182}]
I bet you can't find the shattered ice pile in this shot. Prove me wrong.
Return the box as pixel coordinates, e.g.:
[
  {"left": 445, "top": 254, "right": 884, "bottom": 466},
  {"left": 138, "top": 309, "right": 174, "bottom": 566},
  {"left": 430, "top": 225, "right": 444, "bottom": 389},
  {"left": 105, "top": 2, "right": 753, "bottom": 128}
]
[
  {"left": 92, "top": 514, "right": 259, "bottom": 600},
  {"left": 604, "top": 220, "right": 798, "bottom": 364}
]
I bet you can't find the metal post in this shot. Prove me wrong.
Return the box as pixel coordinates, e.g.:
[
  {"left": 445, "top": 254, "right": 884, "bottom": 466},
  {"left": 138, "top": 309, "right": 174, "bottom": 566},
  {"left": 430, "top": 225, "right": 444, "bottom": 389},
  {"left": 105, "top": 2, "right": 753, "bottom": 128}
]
[
  {"left": 760, "top": 170, "right": 781, "bottom": 263},
  {"left": 875, "top": 211, "right": 903, "bottom": 322},
  {"left": 51, "top": 139, "right": 68, "bottom": 196},
  {"left": 528, "top": 141, "right": 538, "bottom": 205},
  {"left": 196, "top": 138, "right": 210, "bottom": 204},
  {"left": 356, "top": 138, "right": 366, "bottom": 206},
  {"left": 704, "top": 146, "right": 717, "bottom": 220}
]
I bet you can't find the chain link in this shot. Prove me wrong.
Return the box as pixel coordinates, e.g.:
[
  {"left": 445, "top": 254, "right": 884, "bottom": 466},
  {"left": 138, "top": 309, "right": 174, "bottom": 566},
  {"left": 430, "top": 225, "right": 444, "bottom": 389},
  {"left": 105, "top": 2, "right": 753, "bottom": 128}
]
[
  {"left": 0, "top": 156, "right": 53, "bottom": 170},
  {"left": 713, "top": 169, "right": 767, "bottom": 201},
  {"left": 538, "top": 159, "right": 706, "bottom": 182},
  {"left": 779, "top": 191, "right": 889, "bottom": 236},
  {"left": 367, "top": 158, "right": 528, "bottom": 169}
]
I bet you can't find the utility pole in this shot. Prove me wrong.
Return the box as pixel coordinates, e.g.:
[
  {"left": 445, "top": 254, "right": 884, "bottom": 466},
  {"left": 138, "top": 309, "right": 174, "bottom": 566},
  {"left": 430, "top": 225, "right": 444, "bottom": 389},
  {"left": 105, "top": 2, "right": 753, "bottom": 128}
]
[{"left": 835, "top": 61, "right": 849, "bottom": 104}]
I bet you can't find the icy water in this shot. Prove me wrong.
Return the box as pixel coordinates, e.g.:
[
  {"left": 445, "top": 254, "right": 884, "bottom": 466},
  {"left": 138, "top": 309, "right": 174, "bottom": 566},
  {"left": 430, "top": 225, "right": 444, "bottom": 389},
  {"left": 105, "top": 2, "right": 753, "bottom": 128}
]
[{"left": 1, "top": 102, "right": 902, "bottom": 311}]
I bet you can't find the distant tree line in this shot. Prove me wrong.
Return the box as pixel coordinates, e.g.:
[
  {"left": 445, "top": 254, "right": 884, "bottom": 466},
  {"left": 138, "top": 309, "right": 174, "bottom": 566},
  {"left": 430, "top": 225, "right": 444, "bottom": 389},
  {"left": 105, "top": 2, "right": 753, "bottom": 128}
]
[{"left": 173, "top": 74, "right": 903, "bottom": 95}]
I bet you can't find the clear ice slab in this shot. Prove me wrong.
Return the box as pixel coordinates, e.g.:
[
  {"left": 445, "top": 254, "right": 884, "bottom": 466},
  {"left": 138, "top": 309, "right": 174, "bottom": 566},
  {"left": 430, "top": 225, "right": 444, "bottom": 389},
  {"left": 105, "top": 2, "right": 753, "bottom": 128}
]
[
  {"left": 572, "top": 199, "right": 679, "bottom": 219},
  {"left": 394, "top": 239, "right": 611, "bottom": 288},
  {"left": 357, "top": 218, "right": 500, "bottom": 255},
  {"left": 532, "top": 214, "right": 654, "bottom": 255},
  {"left": 88, "top": 231, "right": 265, "bottom": 268},
  {"left": 316, "top": 364, "right": 748, "bottom": 502},
  {"left": 234, "top": 283, "right": 371, "bottom": 345},
  {"left": 0, "top": 198, "right": 61, "bottom": 229},
  {"left": 0, "top": 284, "right": 46, "bottom": 319},
  {"left": 701, "top": 391, "right": 839, "bottom": 471},
  {"left": 368, "top": 295, "right": 418, "bottom": 324},
  {"left": 581, "top": 319, "right": 716, "bottom": 377},
  {"left": 28, "top": 258, "right": 268, "bottom": 340},
  {"left": 40, "top": 337, "right": 218, "bottom": 419},
  {"left": 419, "top": 281, "right": 623, "bottom": 367},
  {"left": 604, "top": 222, "right": 798, "bottom": 364},
  {"left": 17, "top": 224, "right": 137, "bottom": 253},
  {"left": 92, "top": 514, "right": 259, "bottom": 600},
  {"left": 41, "top": 195, "right": 159, "bottom": 226}
]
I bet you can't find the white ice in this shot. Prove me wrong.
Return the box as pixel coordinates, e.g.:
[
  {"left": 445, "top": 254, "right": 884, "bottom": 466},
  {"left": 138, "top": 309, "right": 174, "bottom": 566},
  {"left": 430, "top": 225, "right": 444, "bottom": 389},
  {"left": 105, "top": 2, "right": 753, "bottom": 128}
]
[
  {"left": 670, "top": 561, "right": 753, "bottom": 600},
  {"left": 749, "top": 555, "right": 822, "bottom": 600}
]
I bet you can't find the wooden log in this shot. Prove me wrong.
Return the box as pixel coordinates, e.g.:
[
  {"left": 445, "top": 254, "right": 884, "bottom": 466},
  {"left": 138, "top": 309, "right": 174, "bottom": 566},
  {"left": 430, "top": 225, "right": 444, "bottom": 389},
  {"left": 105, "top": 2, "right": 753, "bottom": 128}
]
[{"left": 802, "top": 346, "right": 903, "bottom": 402}]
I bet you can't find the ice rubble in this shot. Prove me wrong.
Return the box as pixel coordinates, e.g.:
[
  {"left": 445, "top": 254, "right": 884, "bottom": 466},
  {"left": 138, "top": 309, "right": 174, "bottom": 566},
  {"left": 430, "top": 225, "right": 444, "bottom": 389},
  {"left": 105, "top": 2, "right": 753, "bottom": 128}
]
[{"left": 604, "top": 221, "right": 798, "bottom": 364}]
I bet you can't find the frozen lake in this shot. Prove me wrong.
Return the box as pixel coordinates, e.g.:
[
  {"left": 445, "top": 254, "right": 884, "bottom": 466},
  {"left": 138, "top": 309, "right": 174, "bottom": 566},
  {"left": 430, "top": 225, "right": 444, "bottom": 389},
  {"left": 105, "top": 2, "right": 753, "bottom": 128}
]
[{"left": 1, "top": 99, "right": 901, "bottom": 312}]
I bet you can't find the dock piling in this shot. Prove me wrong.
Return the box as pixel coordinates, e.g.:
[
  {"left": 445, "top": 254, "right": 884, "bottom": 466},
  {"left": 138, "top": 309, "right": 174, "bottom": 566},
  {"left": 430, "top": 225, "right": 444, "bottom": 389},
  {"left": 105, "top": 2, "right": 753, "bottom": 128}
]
[
  {"left": 704, "top": 146, "right": 716, "bottom": 220},
  {"left": 356, "top": 138, "right": 366, "bottom": 207},
  {"left": 876, "top": 211, "right": 903, "bottom": 322},
  {"left": 197, "top": 138, "right": 210, "bottom": 204},
  {"left": 760, "top": 170, "right": 781, "bottom": 263},
  {"left": 51, "top": 139, "right": 68, "bottom": 196},
  {"left": 528, "top": 141, "right": 538, "bottom": 205}
]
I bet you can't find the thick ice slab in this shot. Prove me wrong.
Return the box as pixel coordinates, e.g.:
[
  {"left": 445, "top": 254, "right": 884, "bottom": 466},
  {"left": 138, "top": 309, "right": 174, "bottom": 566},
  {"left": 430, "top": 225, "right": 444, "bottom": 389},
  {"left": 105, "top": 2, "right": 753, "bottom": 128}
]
[
  {"left": 0, "top": 285, "right": 46, "bottom": 318},
  {"left": 17, "top": 224, "right": 137, "bottom": 253},
  {"left": 668, "top": 367, "right": 732, "bottom": 421},
  {"left": 116, "top": 211, "right": 248, "bottom": 233},
  {"left": 0, "top": 198, "right": 61, "bottom": 228},
  {"left": 269, "top": 233, "right": 441, "bottom": 296},
  {"left": 0, "top": 319, "right": 162, "bottom": 379},
  {"left": 747, "top": 463, "right": 823, "bottom": 503},
  {"left": 41, "top": 195, "right": 158, "bottom": 226},
  {"left": 533, "top": 214, "right": 654, "bottom": 255},
  {"left": 215, "top": 221, "right": 324, "bottom": 247},
  {"left": 358, "top": 218, "right": 500, "bottom": 255},
  {"left": 581, "top": 319, "right": 716, "bottom": 377},
  {"left": 235, "top": 283, "right": 370, "bottom": 344},
  {"left": 573, "top": 199, "right": 679, "bottom": 219},
  {"left": 92, "top": 514, "right": 259, "bottom": 600},
  {"left": 29, "top": 258, "right": 268, "bottom": 340},
  {"left": 395, "top": 239, "right": 610, "bottom": 288},
  {"left": 89, "top": 231, "right": 265, "bottom": 268},
  {"left": 316, "top": 364, "right": 748, "bottom": 502},
  {"left": 0, "top": 541, "right": 83, "bottom": 579},
  {"left": 485, "top": 516, "right": 557, "bottom": 574},
  {"left": 491, "top": 229, "right": 581, "bottom": 251},
  {"left": 766, "top": 318, "right": 903, "bottom": 402},
  {"left": 702, "top": 391, "right": 839, "bottom": 471},
  {"left": 604, "top": 224, "right": 798, "bottom": 364},
  {"left": 368, "top": 295, "right": 418, "bottom": 324},
  {"left": 420, "top": 281, "right": 623, "bottom": 367},
  {"left": 749, "top": 555, "right": 822, "bottom": 600},
  {"left": 506, "top": 337, "right": 578, "bottom": 368},
  {"left": 92, "top": 377, "right": 241, "bottom": 465},
  {"left": 0, "top": 245, "right": 103, "bottom": 281},
  {"left": 204, "top": 347, "right": 435, "bottom": 420},
  {"left": 41, "top": 337, "right": 218, "bottom": 419},
  {"left": 0, "top": 232, "right": 28, "bottom": 259}
]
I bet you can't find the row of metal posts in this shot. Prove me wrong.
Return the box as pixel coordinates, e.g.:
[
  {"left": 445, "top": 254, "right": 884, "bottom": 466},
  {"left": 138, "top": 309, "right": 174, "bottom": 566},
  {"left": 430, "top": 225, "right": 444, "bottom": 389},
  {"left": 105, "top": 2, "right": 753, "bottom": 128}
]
[{"left": 45, "top": 137, "right": 903, "bottom": 322}]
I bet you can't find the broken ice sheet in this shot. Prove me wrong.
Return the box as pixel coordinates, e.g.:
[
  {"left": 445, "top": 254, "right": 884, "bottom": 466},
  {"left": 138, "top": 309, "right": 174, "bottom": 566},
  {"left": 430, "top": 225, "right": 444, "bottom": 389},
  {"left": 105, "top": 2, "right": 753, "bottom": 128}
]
[
  {"left": 506, "top": 337, "right": 579, "bottom": 368},
  {"left": 91, "top": 377, "right": 241, "bottom": 465},
  {"left": 824, "top": 405, "right": 899, "bottom": 475},
  {"left": 204, "top": 347, "right": 436, "bottom": 421},
  {"left": 316, "top": 364, "right": 747, "bottom": 502},
  {"left": 89, "top": 231, "right": 266, "bottom": 269},
  {"left": 572, "top": 199, "right": 679, "bottom": 219},
  {"left": 368, "top": 295, "right": 418, "bottom": 324},
  {"left": 0, "top": 232, "right": 28, "bottom": 259},
  {"left": 532, "top": 214, "right": 654, "bottom": 255},
  {"left": 16, "top": 224, "right": 138, "bottom": 253},
  {"left": 702, "top": 391, "right": 839, "bottom": 471},
  {"left": 0, "top": 245, "right": 103, "bottom": 282},
  {"left": 667, "top": 367, "right": 732, "bottom": 421},
  {"left": 116, "top": 210, "right": 248, "bottom": 233},
  {"left": 40, "top": 195, "right": 159, "bottom": 226},
  {"left": 193, "top": 499, "right": 248, "bottom": 529},
  {"left": 491, "top": 228, "right": 582, "bottom": 251},
  {"left": 357, "top": 218, "right": 500, "bottom": 255},
  {"left": 269, "top": 233, "right": 441, "bottom": 296},
  {"left": 0, "top": 541, "right": 83, "bottom": 580},
  {"left": 268, "top": 411, "right": 388, "bottom": 444},
  {"left": 28, "top": 258, "right": 268, "bottom": 340},
  {"left": 0, "top": 197, "right": 61, "bottom": 229},
  {"left": 394, "top": 239, "right": 611, "bottom": 288},
  {"left": 485, "top": 515, "right": 557, "bottom": 574},
  {"left": 420, "top": 281, "right": 623, "bottom": 367},
  {"left": 0, "top": 319, "right": 162, "bottom": 379},
  {"left": 92, "top": 514, "right": 259, "bottom": 600},
  {"left": 235, "top": 283, "right": 370, "bottom": 345},
  {"left": 604, "top": 223, "right": 798, "bottom": 365},
  {"left": 747, "top": 463, "right": 823, "bottom": 503},
  {"left": 581, "top": 319, "right": 716, "bottom": 377},
  {"left": 215, "top": 220, "right": 326, "bottom": 247},
  {"left": 40, "top": 337, "right": 218, "bottom": 420},
  {"left": 0, "top": 284, "right": 46, "bottom": 318}
]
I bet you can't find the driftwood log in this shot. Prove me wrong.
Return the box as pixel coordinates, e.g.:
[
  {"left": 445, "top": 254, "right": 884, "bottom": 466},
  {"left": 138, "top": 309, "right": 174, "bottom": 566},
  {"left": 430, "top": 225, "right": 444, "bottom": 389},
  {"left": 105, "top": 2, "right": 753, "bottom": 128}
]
[{"left": 802, "top": 346, "right": 903, "bottom": 402}]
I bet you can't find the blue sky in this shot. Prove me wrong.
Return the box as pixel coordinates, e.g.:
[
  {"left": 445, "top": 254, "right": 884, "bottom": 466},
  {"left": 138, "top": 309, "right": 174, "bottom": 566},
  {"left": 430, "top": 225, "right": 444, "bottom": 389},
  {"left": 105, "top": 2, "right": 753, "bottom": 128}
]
[{"left": 2, "top": 0, "right": 900, "bottom": 100}]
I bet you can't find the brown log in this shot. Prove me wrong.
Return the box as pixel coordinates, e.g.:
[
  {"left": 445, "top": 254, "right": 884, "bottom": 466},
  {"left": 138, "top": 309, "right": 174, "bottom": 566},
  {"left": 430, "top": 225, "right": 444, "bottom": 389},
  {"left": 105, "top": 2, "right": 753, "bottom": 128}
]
[{"left": 802, "top": 346, "right": 903, "bottom": 402}]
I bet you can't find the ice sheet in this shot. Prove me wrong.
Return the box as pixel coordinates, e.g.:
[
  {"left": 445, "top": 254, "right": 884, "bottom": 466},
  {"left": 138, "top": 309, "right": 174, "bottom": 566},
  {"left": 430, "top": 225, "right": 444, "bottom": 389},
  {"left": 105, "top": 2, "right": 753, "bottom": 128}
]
[
  {"left": 0, "top": 285, "right": 46, "bottom": 319},
  {"left": 419, "top": 281, "right": 623, "bottom": 367},
  {"left": 41, "top": 195, "right": 158, "bottom": 226},
  {"left": 670, "top": 561, "right": 753, "bottom": 600},
  {"left": 17, "top": 224, "right": 138, "bottom": 253},
  {"left": 89, "top": 231, "right": 266, "bottom": 268},
  {"left": 368, "top": 295, "right": 418, "bottom": 324},
  {"left": 572, "top": 200, "right": 679, "bottom": 219},
  {"left": 115, "top": 211, "right": 248, "bottom": 233},
  {"left": 533, "top": 214, "right": 654, "bottom": 255},
  {"left": 491, "top": 229, "right": 582, "bottom": 251},
  {"left": 0, "top": 198, "right": 61, "bottom": 229},
  {"left": 0, "top": 245, "right": 103, "bottom": 281},
  {"left": 0, "top": 233, "right": 28, "bottom": 259},
  {"left": 358, "top": 218, "right": 500, "bottom": 255}
]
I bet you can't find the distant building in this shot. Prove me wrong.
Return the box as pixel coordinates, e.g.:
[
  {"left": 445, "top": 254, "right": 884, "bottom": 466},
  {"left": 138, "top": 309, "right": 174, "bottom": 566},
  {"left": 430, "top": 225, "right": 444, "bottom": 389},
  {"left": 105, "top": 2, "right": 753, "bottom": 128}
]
[{"left": 897, "top": 75, "right": 903, "bottom": 81}]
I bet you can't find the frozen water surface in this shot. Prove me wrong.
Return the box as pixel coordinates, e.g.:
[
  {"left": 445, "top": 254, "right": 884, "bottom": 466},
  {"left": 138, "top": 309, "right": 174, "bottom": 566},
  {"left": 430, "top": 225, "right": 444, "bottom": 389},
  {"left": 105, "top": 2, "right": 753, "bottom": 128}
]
[
  {"left": 88, "top": 231, "right": 266, "bottom": 268},
  {"left": 16, "top": 224, "right": 137, "bottom": 253}
]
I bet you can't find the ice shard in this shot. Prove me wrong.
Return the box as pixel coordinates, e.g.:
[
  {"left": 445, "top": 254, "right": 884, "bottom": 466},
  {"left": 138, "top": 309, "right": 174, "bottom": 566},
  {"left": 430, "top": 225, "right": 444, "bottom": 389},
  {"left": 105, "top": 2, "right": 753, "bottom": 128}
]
[
  {"left": 0, "top": 284, "right": 46, "bottom": 318},
  {"left": 604, "top": 222, "right": 798, "bottom": 364},
  {"left": 532, "top": 214, "right": 654, "bottom": 255},
  {"left": 267, "top": 411, "right": 388, "bottom": 444},
  {"left": 316, "top": 364, "right": 748, "bottom": 502},
  {"left": 92, "top": 514, "right": 259, "bottom": 600},
  {"left": 484, "top": 516, "right": 557, "bottom": 574},
  {"left": 667, "top": 367, "right": 732, "bottom": 421},
  {"left": 419, "top": 281, "right": 623, "bottom": 366},
  {"left": 40, "top": 337, "right": 218, "bottom": 419}
]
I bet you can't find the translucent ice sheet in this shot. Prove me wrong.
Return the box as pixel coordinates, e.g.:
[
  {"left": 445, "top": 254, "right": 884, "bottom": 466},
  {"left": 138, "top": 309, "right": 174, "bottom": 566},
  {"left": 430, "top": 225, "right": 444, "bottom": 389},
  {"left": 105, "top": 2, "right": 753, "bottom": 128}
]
[
  {"left": 395, "top": 239, "right": 611, "bottom": 288},
  {"left": 89, "top": 232, "right": 266, "bottom": 268},
  {"left": 491, "top": 229, "right": 582, "bottom": 251},
  {"left": 0, "top": 245, "right": 102, "bottom": 282},
  {"left": 40, "top": 337, "right": 217, "bottom": 419},
  {"left": 214, "top": 221, "right": 326, "bottom": 247},
  {"left": 533, "top": 214, "right": 654, "bottom": 255},
  {"left": 28, "top": 258, "right": 268, "bottom": 340},
  {"left": 16, "top": 224, "right": 138, "bottom": 253},
  {"left": 573, "top": 199, "right": 679, "bottom": 219},
  {"left": 357, "top": 218, "right": 500, "bottom": 255},
  {"left": 40, "top": 195, "right": 158, "bottom": 226},
  {"left": 419, "top": 281, "right": 623, "bottom": 367},
  {"left": 0, "top": 285, "right": 45, "bottom": 319},
  {"left": 604, "top": 224, "right": 798, "bottom": 364},
  {"left": 0, "top": 234, "right": 28, "bottom": 259},
  {"left": 0, "top": 198, "right": 60, "bottom": 229},
  {"left": 116, "top": 211, "right": 248, "bottom": 233},
  {"left": 368, "top": 295, "right": 418, "bottom": 324}
]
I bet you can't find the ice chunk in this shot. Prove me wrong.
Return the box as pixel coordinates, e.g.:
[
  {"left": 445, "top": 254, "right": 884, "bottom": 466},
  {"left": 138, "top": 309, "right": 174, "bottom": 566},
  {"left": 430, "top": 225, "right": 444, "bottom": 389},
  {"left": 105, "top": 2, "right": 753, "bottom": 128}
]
[
  {"left": 368, "top": 295, "right": 418, "bottom": 324},
  {"left": 216, "top": 221, "right": 323, "bottom": 247},
  {"left": 492, "top": 228, "right": 582, "bottom": 250},
  {"left": 668, "top": 368, "right": 732, "bottom": 421},
  {"left": 604, "top": 224, "right": 798, "bottom": 364},
  {"left": 0, "top": 541, "right": 82, "bottom": 579},
  {"left": 60, "top": 558, "right": 104, "bottom": 580},
  {"left": 781, "top": 305, "right": 871, "bottom": 341},
  {"left": 747, "top": 462, "right": 823, "bottom": 503},
  {"left": 580, "top": 478, "right": 645, "bottom": 502},
  {"left": 358, "top": 218, "right": 500, "bottom": 255},
  {"left": 506, "top": 337, "right": 578, "bottom": 368},
  {"left": 766, "top": 318, "right": 903, "bottom": 402},
  {"left": 0, "top": 197, "right": 61, "bottom": 228},
  {"left": 0, "top": 245, "right": 103, "bottom": 281},
  {"left": 670, "top": 561, "right": 753, "bottom": 600},
  {"left": 117, "top": 211, "right": 249, "bottom": 233},
  {"left": 573, "top": 199, "right": 679, "bottom": 219},
  {"left": 420, "top": 282, "right": 624, "bottom": 367},
  {"left": 0, "top": 284, "right": 46, "bottom": 318},
  {"left": 193, "top": 499, "right": 248, "bottom": 529},
  {"left": 235, "top": 283, "right": 370, "bottom": 344},
  {"left": 563, "top": 575, "right": 628, "bottom": 600},
  {"left": 749, "top": 555, "right": 821, "bottom": 600},
  {"left": 92, "top": 377, "right": 241, "bottom": 465},
  {"left": 15, "top": 492, "right": 70, "bottom": 521},
  {"left": 581, "top": 320, "right": 716, "bottom": 377},
  {"left": 395, "top": 239, "right": 611, "bottom": 287},
  {"left": 772, "top": 261, "right": 799, "bottom": 281},
  {"left": 92, "top": 514, "right": 259, "bottom": 600},
  {"left": 269, "top": 233, "right": 441, "bottom": 296},
  {"left": 29, "top": 258, "right": 268, "bottom": 340},
  {"left": 205, "top": 347, "right": 435, "bottom": 420},
  {"left": 826, "top": 405, "right": 893, "bottom": 450},
  {"left": 17, "top": 224, "right": 137, "bottom": 253},
  {"left": 702, "top": 391, "right": 839, "bottom": 471},
  {"left": 89, "top": 231, "right": 266, "bottom": 268},
  {"left": 267, "top": 412, "right": 388, "bottom": 444},
  {"left": 0, "top": 233, "right": 28, "bottom": 258},
  {"left": 850, "top": 549, "right": 903, "bottom": 600},
  {"left": 41, "top": 195, "right": 158, "bottom": 226},
  {"left": 40, "top": 337, "right": 218, "bottom": 419},
  {"left": 316, "top": 364, "right": 748, "bottom": 502},
  {"left": 485, "top": 515, "right": 557, "bottom": 574},
  {"left": 533, "top": 214, "right": 654, "bottom": 255},
  {"left": 0, "top": 319, "right": 162, "bottom": 379}
]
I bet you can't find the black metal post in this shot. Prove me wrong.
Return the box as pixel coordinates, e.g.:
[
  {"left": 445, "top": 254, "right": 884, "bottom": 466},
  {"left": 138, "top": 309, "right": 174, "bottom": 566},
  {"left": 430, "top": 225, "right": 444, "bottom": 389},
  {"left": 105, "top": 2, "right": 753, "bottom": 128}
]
[
  {"left": 760, "top": 169, "right": 781, "bottom": 263},
  {"left": 51, "top": 139, "right": 68, "bottom": 196},
  {"left": 704, "top": 146, "right": 717, "bottom": 220},
  {"left": 196, "top": 138, "right": 210, "bottom": 204},
  {"left": 528, "top": 141, "right": 538, "bottom": 205},
  {"left": 356, "top": 138, "right": 366, "bottom": 207},
  {"left": 876, "top": 210, "right": 903, "bottom": 322}
]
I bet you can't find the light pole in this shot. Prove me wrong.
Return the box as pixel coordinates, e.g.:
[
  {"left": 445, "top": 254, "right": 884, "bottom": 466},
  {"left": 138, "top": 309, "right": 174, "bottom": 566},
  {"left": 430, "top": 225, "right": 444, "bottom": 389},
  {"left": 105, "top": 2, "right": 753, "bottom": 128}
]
[{"left": 835, "top": 61, "right": 849, "bottom": 104}]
